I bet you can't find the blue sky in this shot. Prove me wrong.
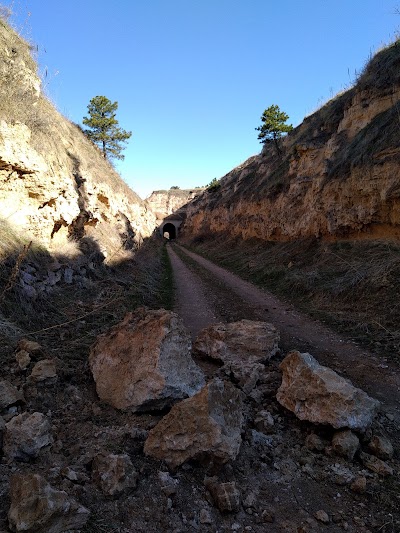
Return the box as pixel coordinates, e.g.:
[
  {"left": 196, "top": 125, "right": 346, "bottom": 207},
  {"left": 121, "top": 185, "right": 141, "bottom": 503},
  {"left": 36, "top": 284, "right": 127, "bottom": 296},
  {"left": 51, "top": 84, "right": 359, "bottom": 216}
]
[{"left": 7, "top": 0, "right": 400, "bottom": 199}]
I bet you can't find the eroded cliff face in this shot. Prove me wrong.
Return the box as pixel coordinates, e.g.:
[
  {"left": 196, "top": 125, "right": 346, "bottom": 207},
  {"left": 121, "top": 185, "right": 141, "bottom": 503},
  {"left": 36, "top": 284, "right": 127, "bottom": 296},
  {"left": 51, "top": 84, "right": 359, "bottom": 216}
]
[
  {"left": 184, "top": 41, "right": 400, "bottom": 242},
  {"left": 0, "top": 19, "right": 156, "bottom": 262},
  {"left": 146, "top": 188, "right": 204, "bottom": 222}
]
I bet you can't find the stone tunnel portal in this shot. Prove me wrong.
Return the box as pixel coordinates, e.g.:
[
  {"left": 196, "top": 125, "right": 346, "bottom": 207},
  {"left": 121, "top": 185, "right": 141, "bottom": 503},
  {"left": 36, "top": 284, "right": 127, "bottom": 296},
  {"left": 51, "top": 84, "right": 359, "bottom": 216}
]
[{"left": 162, "top": 222, "right": 177, "bottom": 240}]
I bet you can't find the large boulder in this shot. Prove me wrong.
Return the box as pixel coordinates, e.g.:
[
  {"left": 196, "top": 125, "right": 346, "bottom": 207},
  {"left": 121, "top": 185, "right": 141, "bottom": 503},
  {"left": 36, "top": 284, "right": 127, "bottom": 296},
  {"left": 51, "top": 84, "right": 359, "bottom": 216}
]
[
  {"left": 276, "top": 351, "right": 380, "bottom": 431},
  {"left": 4, "top": 412, "right": 53, "bottom": 461},
  {"left": 89, "top": 308, "right": 205, "bottom": 411},
  {"left": 194, "top": 320, "right": 280, "bottom": 393},
  {"left": 144, "top": 378, "right": 243, "bottom": 469},
  {"left": 8, "top": 473, "right": 90, "bottom": 532}
]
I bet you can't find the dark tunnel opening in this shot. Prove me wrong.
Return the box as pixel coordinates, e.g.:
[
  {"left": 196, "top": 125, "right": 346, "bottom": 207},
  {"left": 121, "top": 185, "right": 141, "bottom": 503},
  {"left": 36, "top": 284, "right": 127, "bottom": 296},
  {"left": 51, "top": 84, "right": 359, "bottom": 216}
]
[{"left": 162, "top": 222, "right": 177, "bottom": 240}]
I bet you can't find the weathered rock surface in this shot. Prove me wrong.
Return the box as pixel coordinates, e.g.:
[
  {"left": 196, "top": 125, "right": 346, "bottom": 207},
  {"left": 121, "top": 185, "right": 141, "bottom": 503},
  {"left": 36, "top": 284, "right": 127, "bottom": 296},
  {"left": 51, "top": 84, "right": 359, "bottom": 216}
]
[
  {"left": 145, "top": 188, "right": 204, "bottom": 222},
  {"left": 305, "top": 433, "right": 326, "bottom": 452},
  {"left": 4, "top": 412, "right": 52, "bottom": 461},
  {"left": 89, "top": 307, "right": 205, "bottom": 411},
  {"left": 183, "top": 44, "right": 400, "bottom": 244},
  {"left": 15, "top": 350, "right": 31, "bottom": 370},
  {"left": 158, "top": 471, "right": 179, "bottom": 496},
  {"left": 314, "top": 510, "right": 330, "bottom": 524},
  {"left": 29, "top": 359, "right": 57, "bottom": 383},
  {"left": 8, "top": 473, "right": 90, "bottom": 532},
  {"left": 254, "top": 409, "right": 275, "bottom": 434},
  {"left": 205, "top": 478, "right": 241, "bottom": 513},
  {"left": 332, "top": 430, "right": 360, "bottom": 460},
  {"left": 194, "top": 320, "right": 279, "bottom": 392},
  {"left": 0, "top": 381, "right": 24, "bottom": 410},
  {"left": 276, "top": 351, "right": 380, "bottom": 431},
  {"left": 0, "top": 21, "right": 156, "bottom": 264},
  {"left": 144, "top": 378, "right": 243, "bottom": 468},
  {"left": 359, "top": 451, "right": 394, "bottom": 476},
  {"left": 350, "top": 476, "right": 367, "bottom": 494},
  {"left": 92, "top": 453, "right": 138, "bottom": 496},
  {"left": 368, "top": 435, "right": 394, "bottom": 460},
  {"left": 17, "top": 339, "right": 42, "bottom": 355}
]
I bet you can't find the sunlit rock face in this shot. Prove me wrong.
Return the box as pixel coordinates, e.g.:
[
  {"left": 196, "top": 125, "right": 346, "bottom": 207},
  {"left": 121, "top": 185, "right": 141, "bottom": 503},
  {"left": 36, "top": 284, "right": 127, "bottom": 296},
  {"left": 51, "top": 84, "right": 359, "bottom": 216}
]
[
  {"left": 183, "top": 43, "right": 400, "bottom": 243},
  {"left": 0, "top": 21, "right": 156, "bottom": 261},
  {"left": 146, "top": 188, "right": 205, "bottom": 222}
]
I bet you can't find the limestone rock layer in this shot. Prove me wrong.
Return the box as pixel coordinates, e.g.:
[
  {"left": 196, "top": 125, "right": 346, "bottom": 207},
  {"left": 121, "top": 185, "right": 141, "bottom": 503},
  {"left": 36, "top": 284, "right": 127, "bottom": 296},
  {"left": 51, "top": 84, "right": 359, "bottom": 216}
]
[
  {"left": 0, "top": 20, "right": 156, "bottom": 259},
  {"left": 183, "top": 42, "right": 400, "bottom": 243}
]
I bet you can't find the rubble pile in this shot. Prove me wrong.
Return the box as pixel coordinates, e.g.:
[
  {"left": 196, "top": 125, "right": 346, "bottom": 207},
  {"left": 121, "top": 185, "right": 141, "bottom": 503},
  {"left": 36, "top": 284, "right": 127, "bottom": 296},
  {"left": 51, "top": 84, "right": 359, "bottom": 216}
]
[{"left": 0, "top": 310, "right": 397, "bottom": 532}]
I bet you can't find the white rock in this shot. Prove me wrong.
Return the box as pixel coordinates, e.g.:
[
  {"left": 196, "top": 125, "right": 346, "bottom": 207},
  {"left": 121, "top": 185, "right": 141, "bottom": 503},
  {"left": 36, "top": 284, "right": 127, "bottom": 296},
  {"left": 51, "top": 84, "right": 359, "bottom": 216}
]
[
  {"left": 89, "top": 308, "right": 205, "bottom": 411},
  {"left": 277, "top": 351, "right": 380, "bottom": 431}
]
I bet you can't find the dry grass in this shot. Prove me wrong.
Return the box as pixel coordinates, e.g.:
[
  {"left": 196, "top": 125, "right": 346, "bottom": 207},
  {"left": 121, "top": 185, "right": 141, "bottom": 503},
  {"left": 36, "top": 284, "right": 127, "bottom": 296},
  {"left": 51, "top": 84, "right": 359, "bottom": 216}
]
[
  {"left": 0, "top": 17, "right": 44, "bottom": 128},
  {"left": 357, "top": 38, "right": 400, "bottom": 93},
  {"left": 0, "top": 213, "right": 170, "bottom": 365}
]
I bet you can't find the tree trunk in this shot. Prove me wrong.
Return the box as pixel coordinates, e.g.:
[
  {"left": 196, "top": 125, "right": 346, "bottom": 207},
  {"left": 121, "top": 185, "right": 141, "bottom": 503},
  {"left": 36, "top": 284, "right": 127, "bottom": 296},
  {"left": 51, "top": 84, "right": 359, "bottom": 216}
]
[
  {"left": 273, "top": 133, "right": 281, "bottom": 156},
  {"left": 102, "top": 140, "right": 107, "bottom": 158}
]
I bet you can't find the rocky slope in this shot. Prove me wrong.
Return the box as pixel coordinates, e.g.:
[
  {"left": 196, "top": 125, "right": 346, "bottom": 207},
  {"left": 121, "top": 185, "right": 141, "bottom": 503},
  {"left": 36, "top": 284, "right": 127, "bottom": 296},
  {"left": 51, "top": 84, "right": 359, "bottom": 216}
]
[
  {"left": 1, "top": 311, "right": 398, "bottom": 532},
  {"left": 146, "top": 188, "right": 204, "bottom": 222},
  {"left": 183, "top": 41, "right": 400, "bottom": 242},
  {"left": 0, "top": 18, "right": 156, "bottom": 262}
]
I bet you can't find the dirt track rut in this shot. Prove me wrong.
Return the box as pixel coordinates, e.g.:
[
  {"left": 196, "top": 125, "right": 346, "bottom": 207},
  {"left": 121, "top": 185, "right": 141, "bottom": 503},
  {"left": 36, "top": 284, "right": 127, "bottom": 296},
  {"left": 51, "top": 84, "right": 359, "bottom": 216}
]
[{"left": 168, "top": 243, "right": 400, "bottom": 419}]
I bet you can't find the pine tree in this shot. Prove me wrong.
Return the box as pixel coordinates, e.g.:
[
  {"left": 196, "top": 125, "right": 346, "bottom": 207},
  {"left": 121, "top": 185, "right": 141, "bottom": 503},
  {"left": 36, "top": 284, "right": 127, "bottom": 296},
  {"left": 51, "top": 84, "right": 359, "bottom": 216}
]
[
  {"left": 255, "top": 104, "right": 293, "bottom": 155},
  {"left": 82, "top": 96, "right": 132, "bottom": 160}
]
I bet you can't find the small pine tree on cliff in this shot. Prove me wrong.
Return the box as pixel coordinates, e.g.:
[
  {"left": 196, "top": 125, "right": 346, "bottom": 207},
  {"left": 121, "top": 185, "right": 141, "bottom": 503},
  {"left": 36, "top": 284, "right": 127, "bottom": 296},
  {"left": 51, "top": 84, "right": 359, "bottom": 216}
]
[
  {"left": 256, "top": 104, "right": 293, "bottom": 155},
  {"left": 83, "top": 96, "right": 132, "bottom": 161}
]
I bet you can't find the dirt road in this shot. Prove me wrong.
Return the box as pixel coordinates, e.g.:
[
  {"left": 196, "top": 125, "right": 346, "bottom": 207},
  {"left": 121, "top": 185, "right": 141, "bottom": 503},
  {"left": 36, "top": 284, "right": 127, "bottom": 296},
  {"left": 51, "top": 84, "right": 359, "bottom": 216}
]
[{"left": 168, "top": 243, "right": 400, "bottom": 419}]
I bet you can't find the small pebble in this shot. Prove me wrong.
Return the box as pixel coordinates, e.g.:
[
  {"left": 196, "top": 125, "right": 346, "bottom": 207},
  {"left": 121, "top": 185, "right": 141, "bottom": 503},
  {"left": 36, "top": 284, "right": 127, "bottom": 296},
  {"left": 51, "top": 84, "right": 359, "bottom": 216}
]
[
  {"left": 199, "top": 509, "right": 212, "bottom": 524},
  {"left": 314, "top": 510, "right": 330, "bottom": 524},
  {"left": 350, "top": 476, "right": 367, "bottom": 494}
]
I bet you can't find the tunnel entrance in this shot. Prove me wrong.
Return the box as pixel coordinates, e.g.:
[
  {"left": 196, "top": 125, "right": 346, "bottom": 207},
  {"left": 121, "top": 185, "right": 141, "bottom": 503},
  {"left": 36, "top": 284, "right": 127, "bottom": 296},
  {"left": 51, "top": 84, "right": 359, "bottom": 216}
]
[{"left": 162, "top": 222, "right": 177, "bottom": 240}]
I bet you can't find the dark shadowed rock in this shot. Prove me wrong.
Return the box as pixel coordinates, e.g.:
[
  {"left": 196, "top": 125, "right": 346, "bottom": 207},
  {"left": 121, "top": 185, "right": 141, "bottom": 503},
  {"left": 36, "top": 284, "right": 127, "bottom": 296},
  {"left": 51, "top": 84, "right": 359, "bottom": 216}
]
[
  {"left": 276, "top": 351, "right": 379, "bottom": 431},
  {"left": 0, "top": 416, "right": 5, "bottom": 450},
  {"left": 144, "top": 378, "right": 243, "bottom": 468},
  {"left": 332, "top": 430, "right": 359, "bottom": 460},
  {"left": 368, "top": 435, "right": 394, "bottom": 460},
  {"left": 0, "top": 381, "right": 25, "bottom": 410},
  {"left": 15, "top": 350, "right": 31, "bottom": 370},
  {"left": 194, "top": 320, "right": 280, "bottom": 392},
  {"left": 205, "top": 478, "right": 241, "bottom": 513},
  {"left": 29, "top": 359, "right": 57, "bottom": 383},
  {"left": 4, "top": 412, "right": 52, "bottom": 461},
  {"left": 92, "top": 453, "right": 138, "bottom": 496},
  {"left": 17, "top": 338, "right": 42, "bottom": 355},
  {"left": 8, "top": 473, "right": 90, "bottom": 532},
  {"left": 359, "top": 451, "right": 393, "bottom": 476},
  {"left": 89, "top": 307, "right": 205, "bottom": 411}
]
